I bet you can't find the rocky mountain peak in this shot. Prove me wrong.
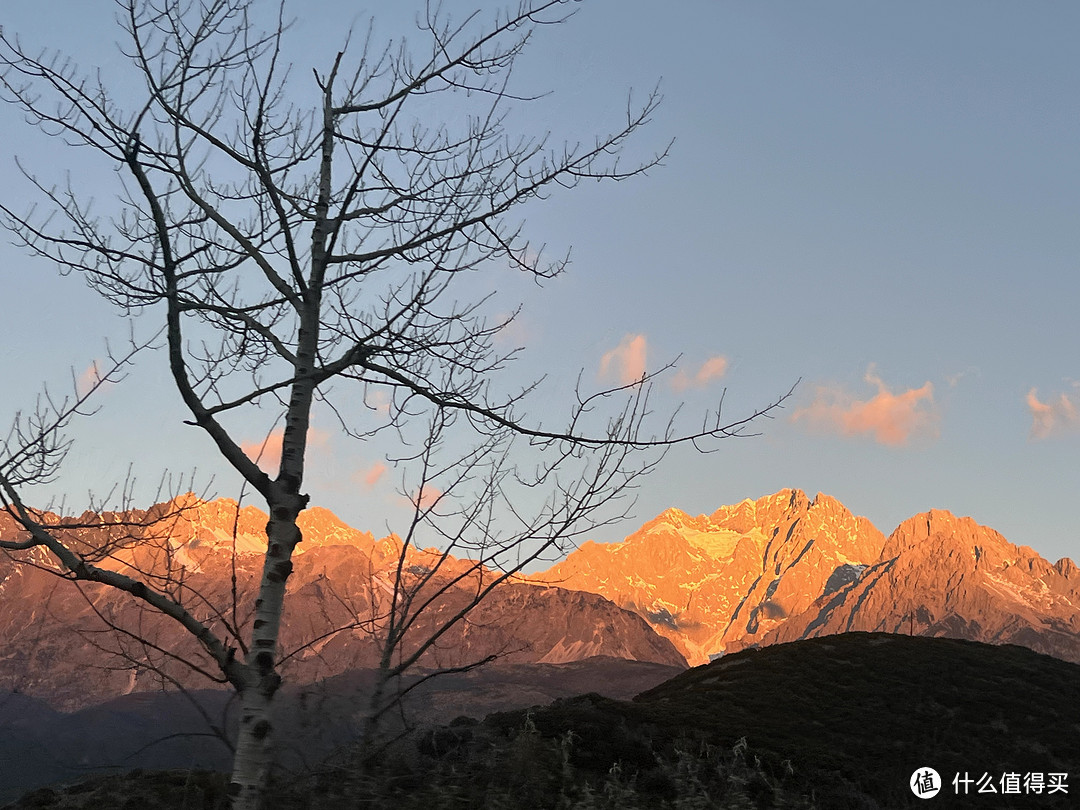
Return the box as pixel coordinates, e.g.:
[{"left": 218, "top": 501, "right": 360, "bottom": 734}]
[
  {"left": 709, "top": 488, "right": 810, "bottom": 534},
  {"left": 534, "top": 491, "right": 1080, "bottom": 668},
  {"left": 161, "top": 491, "right": 210, "bottom": 512},
  {"left": 807, "top": 491, "right": 848, "bottom": 518},
  {"left": 533, "top": 489, "right": 887, "bottom": 663},
  {"left": 748, "top": 508, "right": 1080, "bottom": 664},
  {"left": 1056, "top": 557, "right": 1080, "bottom": 580},
  {"left": 882, "top": 510, "right": 1015, "bottom": 570},
  {"left": 649, "top": 507, "right": 697, "bottom": 529}
]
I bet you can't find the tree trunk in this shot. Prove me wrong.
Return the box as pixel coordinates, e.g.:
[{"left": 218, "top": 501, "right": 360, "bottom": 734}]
[
  {"left": 227, "top": 498, "right": 305, "bottom": 809},
  {"left": 229, "top": 682, "right": 277, "bottom": 810},
  {"left": 361, "top": 665, "right": 392, "bottom": 752}
]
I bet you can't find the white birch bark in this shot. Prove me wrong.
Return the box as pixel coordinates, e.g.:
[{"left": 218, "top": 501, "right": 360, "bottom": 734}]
[{"left": 227, "top": 494, "right": 306, "bottom": 809}]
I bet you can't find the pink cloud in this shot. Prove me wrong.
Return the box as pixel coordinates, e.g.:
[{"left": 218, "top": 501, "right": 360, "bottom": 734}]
[
  {"left": 492, "top": 311, "right": 535, "bottom": 347},
  {"left": 241, "top": 426, "right": 330, "bottom": 472},
  {"left": 410, "top": 485, "right": 443, "bottom": 511},
  {"left": 672, "top": 355, "right": 729, "bottom": 392},
  {"left": 944, "top": 367, "right": 978, "bottom": 388},
  {"left": 360, "top": 462, "right": 387, "bottom": 488},
  {"left": 307, "top": 427, "right": 331, "bottom": 448},
  {"left": 365, "top": 388, "right": 391, "bottom": 416},
  {"left": 241, "top": 431, "right": 284, "bottom": 471},
  {"left": 1026, "top": 387, "right": 1080, "bottom": 440},
  {"left": 508, "top": 246, "right": 543, "bottom": 273},
  {"left": 75, "top": 361, "right": 115, "bottom": 398},
  {"left": 792, "top": 367, "right": 938, "bottom": 447},
  {"left": 599, "top": 334, "right": 647, "bottom": 385}
]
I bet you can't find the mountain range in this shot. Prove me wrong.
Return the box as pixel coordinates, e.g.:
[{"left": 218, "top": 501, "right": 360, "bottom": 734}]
[
  {"left": 2, "top": 488, "right": 1079, "bottom": 712},
  {"left": 533, "top": 489, "right": 1080, "bottom": 665},
  {"left": 0, "top": 497, "right": 682, "bottom": 710}
]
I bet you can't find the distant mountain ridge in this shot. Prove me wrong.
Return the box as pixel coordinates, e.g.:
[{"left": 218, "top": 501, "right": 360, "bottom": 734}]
[
  {"left": 532, "top": 489, "right": 1080, "bottom": 665},
  {"left": 0, "top": 498, "right": 684, "bottom": 710},
  {"left": 530, "top": 489, "right": 887, "bottom": 662},
  {"left": 750, "top": 508, "right": 1080, "bottom": 661},
  {"left": 2, "top": 489, "right": 1079, "bottom": 711}
]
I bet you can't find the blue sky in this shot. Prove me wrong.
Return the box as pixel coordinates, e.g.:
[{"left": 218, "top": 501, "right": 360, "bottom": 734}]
[{"left": 1, "top": 1, "right": 1078, "bottom": 566}]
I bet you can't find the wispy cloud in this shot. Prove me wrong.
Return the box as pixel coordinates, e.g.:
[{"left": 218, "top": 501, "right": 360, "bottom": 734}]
[
  {"left": 307, "top": 427, "right": 331, "bottom": 448},
  {"left": 241, "top": 431, "right": 283, "bottom": 471},
  {"left": 1026, "top": 386, "right": 1080, "bottom": 440},
  {"left": 944, "top": 366, "right": 979, "bottom": 388},
  {"left": 792, "top": 366, "right": 938, "bottom": 446},
  {"left": 507, "top": 245, "right": 545, "bottom": 273},
  {"left": 359, "top": 462, "right": 387, "bottom": 488},
  {"left": 599, "top": 334, "right": 647, "bottom": 385},
  {"left": 492, "top": 311, "right": 535, "bottom": 347},
  {"left": 672, "top": 355, "right": 729, "bottom": 392}
]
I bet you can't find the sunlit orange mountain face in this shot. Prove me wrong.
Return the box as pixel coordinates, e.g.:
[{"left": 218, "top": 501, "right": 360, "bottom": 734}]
[
  {"left": 2, "top": 489, "right": 1078, "bottom": 710},
  {"left": 531, "top": 489, "right": 1080, "bottom": 665},
  {"left": 0, "top": 496, "right": 684, "bottom": 710}
]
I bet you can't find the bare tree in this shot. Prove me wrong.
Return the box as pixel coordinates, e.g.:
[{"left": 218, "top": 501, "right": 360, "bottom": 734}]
[{"left": 0, "top": 1, "right": 790, "bottom": 807}]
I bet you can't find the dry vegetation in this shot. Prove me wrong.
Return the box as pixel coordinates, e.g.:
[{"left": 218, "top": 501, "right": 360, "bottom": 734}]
[{"left": 9, "top": 633, "right": 1079, "bottom": 809}]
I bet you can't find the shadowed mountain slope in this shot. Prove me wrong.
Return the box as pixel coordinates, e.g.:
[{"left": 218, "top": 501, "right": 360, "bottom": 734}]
[
  {"left": 472, "top": 633, "right": 1080, "bottom": 809},
  {"left": 0, "top": 656, "right": 684, "bottom": 805},
  {"left": 0, "top": 498, "right": 684, "bottom": 711}
]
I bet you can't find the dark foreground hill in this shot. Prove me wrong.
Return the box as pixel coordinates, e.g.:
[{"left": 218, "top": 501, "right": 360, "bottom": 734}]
[
  {"left": 0, "top": 656, "right": 682, "bottom": 805},
  {"left": 7, "top": 633, "right": 1079, "bottom": 809}
]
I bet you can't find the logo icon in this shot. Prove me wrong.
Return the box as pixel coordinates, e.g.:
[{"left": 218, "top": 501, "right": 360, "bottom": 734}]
[{"left": 911, "top": 767, "right": 942, "bottom": 799}]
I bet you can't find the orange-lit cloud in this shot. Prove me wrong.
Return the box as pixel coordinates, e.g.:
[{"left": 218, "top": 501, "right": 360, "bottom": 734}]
[
  {"left": 307, "top": 427, "right": 331, "bottom": 448},
  {"left": 599, "top": 334, "right": 647, "bottom": 385},
  {"left": 410, "top": 485, "right": 443, "bottom": 511},
  {"left": 241, "top": 426, "right": 331, "bottom": 472},
  {"left": 361, "top": 462, "right": 387, "bottom": 488},
  {"left": 365, "top": 388, "right": 391, "bottom": 416},
  {"left": 241, "top": 431, "right": 283, "bottom": 470},
  {"left": 792, "top": 367, "right": 938, "bottom": 446},
  {"left": 1026, "top": 387, "right": 1080, "bottom": 440},
  {"left": 672, "top": 355, "right": 729, "bottom": 392},
  {"left": 76, "top": 361, "right": 115, "bottom": 398},
  {"left": 944, "top": 367, "right": 979, "bottom": 388}
]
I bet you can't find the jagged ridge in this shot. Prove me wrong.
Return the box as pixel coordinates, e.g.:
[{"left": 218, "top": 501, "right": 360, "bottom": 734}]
[
  {"left": 0, "top": 499, "right": 684, "bottom": 710},
  {"left": 533, "top": 489, "right": 1080, "bottom": 667}
]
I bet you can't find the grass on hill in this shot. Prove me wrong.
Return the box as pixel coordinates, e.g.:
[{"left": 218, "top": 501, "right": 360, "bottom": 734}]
[{"left": 7, "top": 633, "right": 1079, "bottom": 809}]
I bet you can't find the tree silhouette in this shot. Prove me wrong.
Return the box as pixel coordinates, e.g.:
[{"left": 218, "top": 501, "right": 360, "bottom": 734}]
[{"left": 0, "top": 2, "right": 789, "bottom": 807}]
